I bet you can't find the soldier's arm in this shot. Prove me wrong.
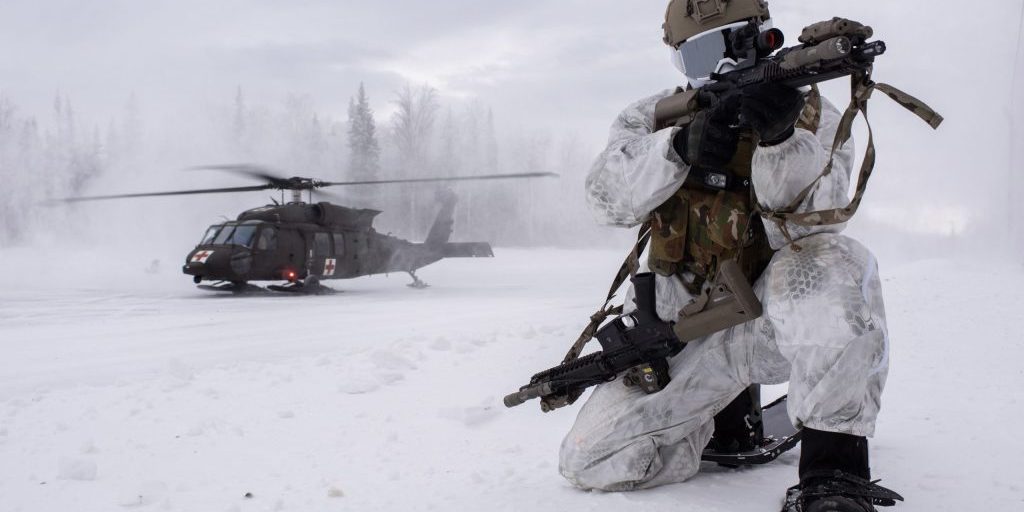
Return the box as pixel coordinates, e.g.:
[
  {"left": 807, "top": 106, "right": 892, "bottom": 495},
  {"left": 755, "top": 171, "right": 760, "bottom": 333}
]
[
  {"left": 750, "top": 96, "right": 856, "bottom": 248},
  {"left": 585, "top": 90, "right": 692, "bottom": 227}
]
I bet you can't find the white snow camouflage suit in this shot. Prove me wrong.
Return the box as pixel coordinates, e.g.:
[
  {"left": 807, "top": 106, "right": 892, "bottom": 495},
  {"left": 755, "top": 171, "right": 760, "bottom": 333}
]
[{"left": 559, "top": 89, "right": 890, "bottom": 491}]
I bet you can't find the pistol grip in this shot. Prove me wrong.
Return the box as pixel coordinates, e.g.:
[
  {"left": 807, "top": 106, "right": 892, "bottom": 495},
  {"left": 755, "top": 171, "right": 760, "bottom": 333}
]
[{"left": 631, "top": 273, "right": 658, "bottom": 316}]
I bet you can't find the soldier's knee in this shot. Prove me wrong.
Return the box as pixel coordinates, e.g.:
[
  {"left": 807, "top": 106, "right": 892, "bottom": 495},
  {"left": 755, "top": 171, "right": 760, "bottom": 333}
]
[
  {"left": 761, "top": 234, "right": 887, "bottom": 354},
  {"left": 765, "top": 235, "right": 878, "bottom": 311},
  {"left": 559, "top": 435, "right": 661, "bottom": 491},
  {"left": 767, "top": 233, "right": 869, "bottom": 290},
  {"left": 558, "top": 422, "right": 711, "bottom": 491}
]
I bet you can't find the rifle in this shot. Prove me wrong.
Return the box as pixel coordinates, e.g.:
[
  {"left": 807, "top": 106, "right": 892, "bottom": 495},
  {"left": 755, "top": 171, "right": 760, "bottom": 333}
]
[
  {"left": 656, "top": 16, "right": 941, "bottom": 237},
  {"left": 504, "top": 261, "right": 761, "bottom": 412},
  {"left": 654, "top": 17, "right": 886, "bottom": 130}
]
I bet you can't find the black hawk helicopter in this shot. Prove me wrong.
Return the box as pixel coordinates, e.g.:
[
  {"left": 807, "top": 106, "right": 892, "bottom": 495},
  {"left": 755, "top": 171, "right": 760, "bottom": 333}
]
[{"left": 60, "top": 164, "right": 556, "bottom": 293}]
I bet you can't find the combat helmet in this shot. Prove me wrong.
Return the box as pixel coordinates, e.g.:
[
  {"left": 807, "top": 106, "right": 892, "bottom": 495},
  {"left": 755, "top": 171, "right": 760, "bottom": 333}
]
[
  {"left": 664, "top": 0, "right": 772, "bottom": 85},
  {"left": 663, "top": 0, "right": 771, "bottom": 47}
]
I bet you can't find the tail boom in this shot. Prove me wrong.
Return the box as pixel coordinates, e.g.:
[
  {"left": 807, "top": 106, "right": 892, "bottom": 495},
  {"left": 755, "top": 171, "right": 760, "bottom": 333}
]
[{"left": 442, "top": 242, "right": 493, "bottom": 258}]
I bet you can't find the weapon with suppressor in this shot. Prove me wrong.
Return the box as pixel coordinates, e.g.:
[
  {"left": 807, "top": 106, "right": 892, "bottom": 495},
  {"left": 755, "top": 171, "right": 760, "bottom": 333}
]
[
  {"left": 655, "top": 17, "right": 885, "bottom": 129},
  {"left": 504, "top": 261, "right": 761, "bottom": 411}
]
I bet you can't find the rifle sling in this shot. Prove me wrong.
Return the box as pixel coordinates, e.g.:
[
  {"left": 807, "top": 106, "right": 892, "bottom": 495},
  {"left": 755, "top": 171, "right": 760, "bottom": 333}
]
[
  {"left": 561, "top": 222, "right": 651, "bottom": 365},
  {"left": 757, "top": 72, "right": 943, "bottom": 250}
]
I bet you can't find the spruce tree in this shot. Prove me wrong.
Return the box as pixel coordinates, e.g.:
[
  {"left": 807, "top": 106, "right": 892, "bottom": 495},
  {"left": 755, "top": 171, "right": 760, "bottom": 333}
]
[
  {"left": 390, "top": 83, "right": 439, "bottom": 234},
  {"left": 347, "top": 83, "right": 380, "bottom": 183}
]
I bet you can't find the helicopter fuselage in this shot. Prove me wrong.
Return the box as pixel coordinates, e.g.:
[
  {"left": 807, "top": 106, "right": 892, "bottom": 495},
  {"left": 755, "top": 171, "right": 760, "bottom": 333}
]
[
  {"left": 182, "top": 201, "right": 481, "bottom": 287},
  {"left": 57, "top": 165, "right": 549, "bottom": 291}
]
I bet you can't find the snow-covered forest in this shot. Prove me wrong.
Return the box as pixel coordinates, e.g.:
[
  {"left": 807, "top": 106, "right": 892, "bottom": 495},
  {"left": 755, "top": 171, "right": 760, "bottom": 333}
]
[
  {"left": 0, "top": 81, "right": 604, "bottom": 248},
  {"left": 0, "top": 93, "right": 108, "bottom": 244}
]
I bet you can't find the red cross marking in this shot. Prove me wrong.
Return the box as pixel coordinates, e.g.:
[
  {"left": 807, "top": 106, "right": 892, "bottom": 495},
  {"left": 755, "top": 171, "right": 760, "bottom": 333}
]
[
  {"left": 191, "top": 250, "right": 215, "bottom": 263},
  {"left": 324, "top": 259, "right": 336, "bottom": 275}
]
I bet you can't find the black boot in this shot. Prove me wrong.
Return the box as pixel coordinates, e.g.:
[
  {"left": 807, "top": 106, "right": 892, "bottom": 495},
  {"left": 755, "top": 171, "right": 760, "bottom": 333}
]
[
  {"left": 781, "top": 429, "right": 904, "bottom": 512},
  {"left": 800, "top": 428, "right": 870, "bottom": 480},
  {"left": 707, "top": 385, "right": 763, "bottom": 453}
]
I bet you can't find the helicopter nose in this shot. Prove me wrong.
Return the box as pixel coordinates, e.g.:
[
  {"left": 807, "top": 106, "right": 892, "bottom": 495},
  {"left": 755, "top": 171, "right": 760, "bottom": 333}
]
[{"left": 183, "top": 248, "right": 234, "bottom": 280}]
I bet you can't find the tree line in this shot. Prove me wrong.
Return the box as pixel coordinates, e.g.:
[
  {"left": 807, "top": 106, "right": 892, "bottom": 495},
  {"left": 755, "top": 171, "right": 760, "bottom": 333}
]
[{"left": 0, "top": 84, "right": 611, "bottom": 248}]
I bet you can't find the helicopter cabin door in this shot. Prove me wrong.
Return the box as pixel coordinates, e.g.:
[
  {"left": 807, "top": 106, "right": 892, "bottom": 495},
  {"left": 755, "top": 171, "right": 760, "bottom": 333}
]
[
  {"left": 272, "top": 228, "right": 305, "bottom": 280},
  {"left": 309, "top": 231, "right": 336, "bottom": 279},
  {"left": 331, "top": 232, "right": 353, "bottom": 278},
  {"left": 344, "top": 229, "right": 370, "bottom": 276}
]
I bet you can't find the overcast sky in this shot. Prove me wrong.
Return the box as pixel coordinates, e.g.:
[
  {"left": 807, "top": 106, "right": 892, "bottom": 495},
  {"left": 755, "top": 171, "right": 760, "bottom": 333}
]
[
  {"left": 2, "top": 0, "right": 1022, "bottom": 242},
  {"left": 0, "top": 0, "right": 678, "bottom": 143},
  {"left": 1, "top": 1, "right": 1020, "bottom": 141}
]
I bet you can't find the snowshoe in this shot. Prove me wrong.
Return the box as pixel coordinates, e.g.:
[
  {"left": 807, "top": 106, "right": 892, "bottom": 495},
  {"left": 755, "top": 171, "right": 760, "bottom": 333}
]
[
  {"left": 781, "top": 471, "right": 904, "bottom": 512},
  {"left": 701, "top": 394, "right": 801, "bottom": 466}
]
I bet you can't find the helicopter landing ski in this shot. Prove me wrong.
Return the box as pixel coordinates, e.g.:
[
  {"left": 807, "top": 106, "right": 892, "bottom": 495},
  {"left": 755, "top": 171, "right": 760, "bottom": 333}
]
[
  {"left": 406, "top": 271, "right": 429, "bottom": 289},
  {"left": 266, "top": 275, "right": 338, "bottom": 295},
  {"left": 196, "top": 281, "right": 269, "bottom": 294},
  {"left": 195, "top": 280, "right": 338, "bottom": 295}
]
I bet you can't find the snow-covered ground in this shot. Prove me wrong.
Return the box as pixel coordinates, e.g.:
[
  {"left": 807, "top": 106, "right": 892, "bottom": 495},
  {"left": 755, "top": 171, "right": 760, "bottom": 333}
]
[{"left": 0, "top": 247, "right": 1021, "bottom": 511}]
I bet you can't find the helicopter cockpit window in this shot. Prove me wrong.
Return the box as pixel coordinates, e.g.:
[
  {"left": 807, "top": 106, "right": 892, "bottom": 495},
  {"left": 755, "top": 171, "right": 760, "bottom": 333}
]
[
  {"left": 256, "top": 227, "right": 277, "bottom": 251},
  {"left": 333, "top": 233, "right": 345, "bottom": 256},
  {"left": 231, "top": 224, "right": 258, "bottom": 248},
  {"left": 213, "top": 224, "right": 236, "bottom": 245},
  {"left": 200, "top": 225, "right": 222, "bottom": 245},
  {"left": 313, "top": 232, "right": 332, "bottom": 257}
]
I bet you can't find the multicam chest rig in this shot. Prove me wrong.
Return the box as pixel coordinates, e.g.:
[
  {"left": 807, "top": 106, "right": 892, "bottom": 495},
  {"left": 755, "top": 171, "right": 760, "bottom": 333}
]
[{"left": 648, "top": 86, "right": 824, "bottom": 295}]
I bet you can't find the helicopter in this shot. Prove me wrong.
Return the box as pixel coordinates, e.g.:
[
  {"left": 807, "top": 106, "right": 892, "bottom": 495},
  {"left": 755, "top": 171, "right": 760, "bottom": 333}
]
[{"left": 59, "top": 164, "right": 556, "bottom": 293}]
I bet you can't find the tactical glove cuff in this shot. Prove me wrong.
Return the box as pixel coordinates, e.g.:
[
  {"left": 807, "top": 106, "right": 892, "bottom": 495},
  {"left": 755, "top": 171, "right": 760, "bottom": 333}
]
[
  {"left": 673, "top": 105, "right": 740, "bottom": 169},
  {"left": 741, "top": 83, "right": 806, "bottom": 145},
  {"left": 757, "top": 126, "right": 795, "bottom": 147}
]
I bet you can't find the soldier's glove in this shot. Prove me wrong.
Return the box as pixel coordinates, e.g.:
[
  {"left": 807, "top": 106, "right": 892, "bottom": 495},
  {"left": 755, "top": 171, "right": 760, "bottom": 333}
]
[
  {"left": 673, "top": 100, "right": 740, "bottom": 169},
  {"left": 741, "top": 83, "right": 806, "bottom": 146}
]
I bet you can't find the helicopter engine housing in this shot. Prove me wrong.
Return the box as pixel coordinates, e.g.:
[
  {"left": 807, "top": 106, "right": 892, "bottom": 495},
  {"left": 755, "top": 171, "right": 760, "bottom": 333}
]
[{"left": 311, "top": 202, "right": 381, "bottom": 229}]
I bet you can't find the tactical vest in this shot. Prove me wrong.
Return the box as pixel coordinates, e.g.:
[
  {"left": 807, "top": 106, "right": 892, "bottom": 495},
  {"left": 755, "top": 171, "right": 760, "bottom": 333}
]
[{"left": 649, "top": 86, "right": 822, "bottom": 293}]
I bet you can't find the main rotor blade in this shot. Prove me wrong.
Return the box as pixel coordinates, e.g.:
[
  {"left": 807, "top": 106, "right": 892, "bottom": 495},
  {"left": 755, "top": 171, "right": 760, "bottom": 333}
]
[
  {"left": 319, "top": 172, "right": 559, "bottom": 187},
  {"left": 188, "top": 164, "right": 285, "bottom": 183},
  {"left": 55, "top": 184, "right": 273, "bottom": 203}
]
